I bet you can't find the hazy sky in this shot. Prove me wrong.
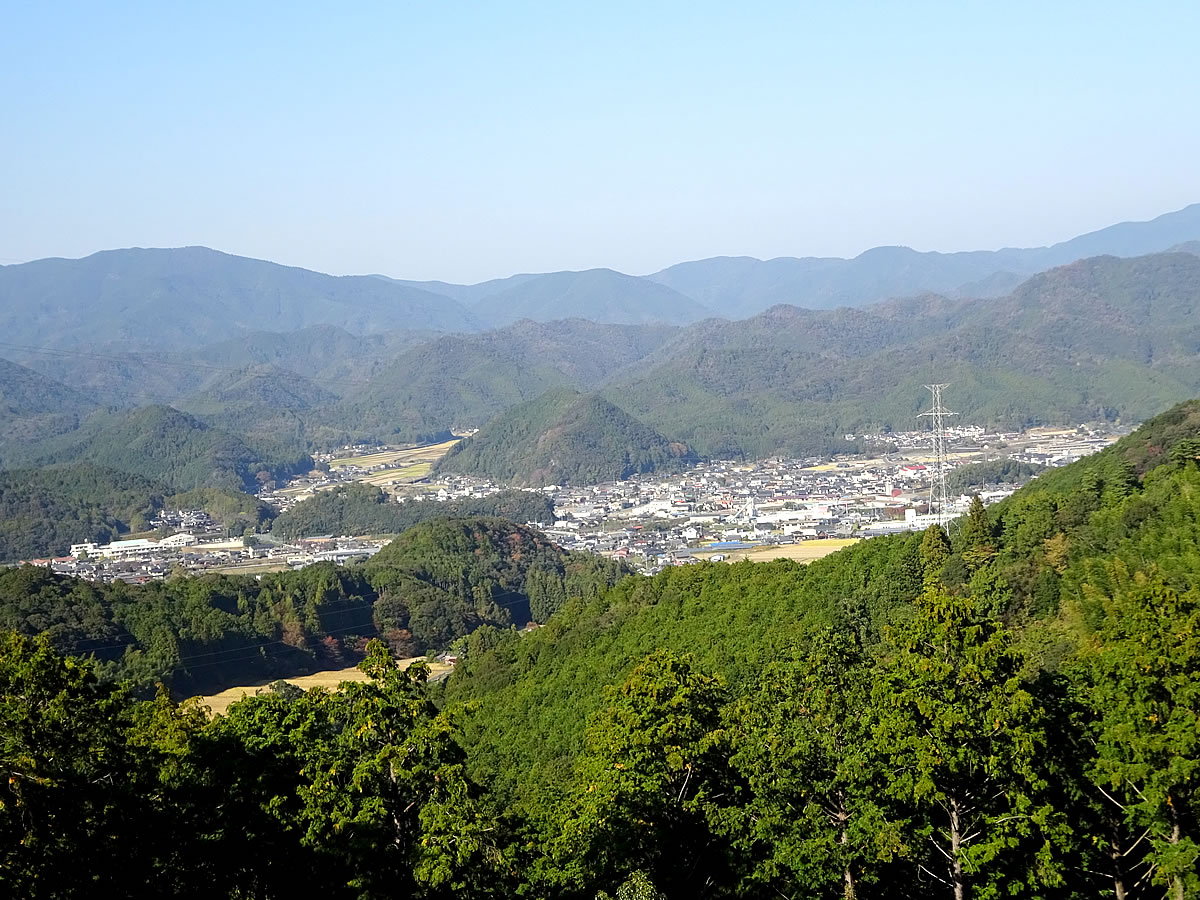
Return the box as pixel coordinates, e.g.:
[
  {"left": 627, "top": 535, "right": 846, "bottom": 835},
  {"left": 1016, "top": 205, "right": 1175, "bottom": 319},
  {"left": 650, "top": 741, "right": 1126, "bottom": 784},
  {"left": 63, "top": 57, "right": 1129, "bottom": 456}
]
[{"left": 4, "top": 1, "right": 1199, "bottom": 282}]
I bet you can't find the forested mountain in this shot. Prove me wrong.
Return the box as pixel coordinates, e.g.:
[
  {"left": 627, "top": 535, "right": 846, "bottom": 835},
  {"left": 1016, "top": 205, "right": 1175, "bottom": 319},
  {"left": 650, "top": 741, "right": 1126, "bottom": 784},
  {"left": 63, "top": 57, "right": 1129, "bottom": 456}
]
[
  {"left": 5, "top": 397, "right": 1199, "bottom": 898},
  {"left": 341, "top": 319, "right": 679, "bottom": 438},
  {"left": 173, "top": 364, "right": 358, "bottom": 448},
  {"left": 437, "top": 389, "right": 695, "bottom": 486},
  {"left": 603, "top": 252, "right": 1200, "bottom": 458},
  {"left": 0, "top": 357, "right": 97, "bottom": 453},
  {"left": 10, "top": 325, "right": 428, "bottom": 408},
  {"left": 3, "top": 405, "right": 312, "bottom": 493},
  {"left": 177, "top": 363, "right": 339, "bottom": 413},
  {"left": 648, "top": 201, "right": 1200, "bottom": 316},
  {"left": 0, "top": 246, "right": 476, "bottom": 351},
  {"left": 0, "top": 464, "right": 271, "bottom": 562},
  {"left": 468, "top": 268, "right": 712, "bottom": 327},
  {"left": 5, "top": 251, "right": 1200, "bottom": 475},
  {"left": 5, "top": 206, "right": 1197, "bottom": 361}
]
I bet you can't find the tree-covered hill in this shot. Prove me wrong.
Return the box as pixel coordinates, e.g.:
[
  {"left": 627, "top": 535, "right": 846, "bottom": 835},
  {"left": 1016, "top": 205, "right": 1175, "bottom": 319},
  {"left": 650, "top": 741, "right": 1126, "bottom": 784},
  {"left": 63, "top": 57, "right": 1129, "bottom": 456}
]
[
  {"left": 436, "top": 389, "right": 696, "bottom": 486},
  {"left": 0, "top": 357, "right": 98, "bottom": 456},
  {"left": 3, "top": 395, "right": 1200, "bottom": 896},
  {"left": 0, "top": 246, "right": 477, "bottom": 351},
  {"left": 271, "top": 484, "right": 555, "bottom": 539},
  {"left": 3, "top": 404, "right": 313, "bottom": 493},
  {"left": 0, "top": 464, "right": 272, "bottom": 562},
  {"left": 605, "top": 252, "right": 1200, "bottom": 457},
  {"left": 9, "top": 324, "right": 432, "bottom": 410},
  {"left": 173, "top": 363, "right": 362, "bottom": 449},
  {"left": 0, "top": 517, "right": 625, "bottom": 695},
  {"left": 175, "top": 363, "right": 339, "bottom": 413},
  {"left": 340, "top": 318, "right": 679, "bottom": 438}
]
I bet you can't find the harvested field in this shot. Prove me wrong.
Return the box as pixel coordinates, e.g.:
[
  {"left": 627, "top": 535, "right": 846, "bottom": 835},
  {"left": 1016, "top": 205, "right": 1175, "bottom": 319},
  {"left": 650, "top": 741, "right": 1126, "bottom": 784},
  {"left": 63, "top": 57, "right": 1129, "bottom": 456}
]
[
  {"left": 198, "top": 657, "right": 454, "bottom": 715},
  {"left": 695, "top": 537, "right": 859, "bottom": 564}
]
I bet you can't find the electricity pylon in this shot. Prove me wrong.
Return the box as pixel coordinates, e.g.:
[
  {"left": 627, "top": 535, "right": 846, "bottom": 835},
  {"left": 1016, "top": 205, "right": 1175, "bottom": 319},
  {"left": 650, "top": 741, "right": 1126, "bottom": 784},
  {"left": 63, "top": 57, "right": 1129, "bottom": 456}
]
[{"left": 917, "top": 383, "right": 956, "bottom": 529}]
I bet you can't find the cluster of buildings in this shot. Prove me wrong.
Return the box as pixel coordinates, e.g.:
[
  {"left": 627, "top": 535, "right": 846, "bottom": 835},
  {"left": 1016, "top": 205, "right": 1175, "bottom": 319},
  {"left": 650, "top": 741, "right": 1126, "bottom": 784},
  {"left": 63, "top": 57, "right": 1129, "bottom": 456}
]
[
  {"left": 501, "top": 424, "right": 1121, "bottom": 572},
  {"left": 21, "top": 422, "right": 1122, "bottom": 585},
  {"left": 22, "top": 533, "right": 391, "bottom": 585}
]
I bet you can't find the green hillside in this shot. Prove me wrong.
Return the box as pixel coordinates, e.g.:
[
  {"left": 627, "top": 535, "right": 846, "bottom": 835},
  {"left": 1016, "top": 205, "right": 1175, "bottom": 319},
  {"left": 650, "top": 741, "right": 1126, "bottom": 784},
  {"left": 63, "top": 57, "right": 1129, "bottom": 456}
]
[
  {"left": 608, "top": 253, "right": 1200, "bottom": 457},
  {"left": 0, "top": 357, "right": 97, "bottom": 456},
  {"left": 343, "top": 319, "right": 677, "bottom": 438},
  {"left": 6, "top": 399, "right": 1198, "bottom": 897},
  {"left": 9, "top": 324, "right": 429, "bottom": 409},
  {"left": 0, "top": 517, "right": 625, "bottom": 694},
  {"left": 437, "top": 389, "right": 696, "bottom": 486},
  {"left": 5, "top": 404, "right": 313, "bottom": 493},
  {"left": 271, "top": 484, "right": 555, "bottom": 539},
  {"left": 0, "top": 246, "right": 476, "bottom": 351},
  {"left": 0, "top": 464, "right": 272, "bottom": 562}
]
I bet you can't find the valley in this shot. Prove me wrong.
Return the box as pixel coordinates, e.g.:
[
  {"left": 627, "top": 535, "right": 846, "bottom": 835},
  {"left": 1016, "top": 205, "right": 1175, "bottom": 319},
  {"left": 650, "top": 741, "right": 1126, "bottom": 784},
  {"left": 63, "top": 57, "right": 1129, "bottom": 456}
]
[{"left": 9, "top": 10, "right": 1200, "bottom": 897}]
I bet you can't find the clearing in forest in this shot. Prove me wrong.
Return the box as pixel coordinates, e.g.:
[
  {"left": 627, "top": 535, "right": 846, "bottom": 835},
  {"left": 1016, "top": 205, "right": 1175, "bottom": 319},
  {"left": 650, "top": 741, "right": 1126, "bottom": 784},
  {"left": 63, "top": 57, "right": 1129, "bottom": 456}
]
[
  {"left": 198, "top": 657, "right": 454, "bottom": 716},
  {"left": 695, "top": 537, "right": 859, "bottom": 564}
]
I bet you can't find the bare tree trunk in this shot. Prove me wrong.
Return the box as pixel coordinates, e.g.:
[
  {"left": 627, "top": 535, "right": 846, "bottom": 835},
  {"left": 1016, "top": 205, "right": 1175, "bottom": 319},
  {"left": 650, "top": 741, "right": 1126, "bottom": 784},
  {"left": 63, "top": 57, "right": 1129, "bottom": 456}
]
[
  {"left": 1109, "top": 840, "right": 1127, "bottom": 900},
  {"left": 949, "top": 796, "right": 965, "bottom": 900},
  {"left": 1169, "top": 823, "right": 1184, "bottom": 900},
  {"left": 1168, "top": 795, "right": 1185, "bottom": 900},
  {"left": 836, "top": 795, "right": 856, "bottom": 900}
]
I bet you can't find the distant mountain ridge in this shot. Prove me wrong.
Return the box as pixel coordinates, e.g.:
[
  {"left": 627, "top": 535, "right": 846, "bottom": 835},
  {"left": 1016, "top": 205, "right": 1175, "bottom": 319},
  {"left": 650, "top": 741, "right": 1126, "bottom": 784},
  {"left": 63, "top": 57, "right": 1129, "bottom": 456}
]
[
  {"left": 603, "top": 252, "right": 1200, "bottom": 457},
  {"left": 648, "top": 203, "right": 1200, "bottom": 316},
  {"left": 4, "top": 204, "right": 1199, "bottom": 349},
  {"left": 0, "top": 246, "right": 477, "bottom": 352}
]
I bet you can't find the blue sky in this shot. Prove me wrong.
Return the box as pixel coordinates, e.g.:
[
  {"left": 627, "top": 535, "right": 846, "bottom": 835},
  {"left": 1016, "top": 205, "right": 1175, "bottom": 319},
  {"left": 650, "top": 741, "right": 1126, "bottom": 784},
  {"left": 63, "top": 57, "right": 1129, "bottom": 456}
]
[{"left": 3, "top": 1, "right": 1199, "bottom": 282}]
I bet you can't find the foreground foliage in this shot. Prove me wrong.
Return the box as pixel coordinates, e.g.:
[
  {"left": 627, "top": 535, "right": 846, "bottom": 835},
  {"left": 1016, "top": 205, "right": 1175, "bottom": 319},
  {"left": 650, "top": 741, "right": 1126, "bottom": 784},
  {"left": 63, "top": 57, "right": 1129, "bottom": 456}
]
[
  {"left": 0, "top": 518, "right": 626, "bottom": 695},
  {"left": 2, "top": 398, "right": 1200, "bottom": 897}
]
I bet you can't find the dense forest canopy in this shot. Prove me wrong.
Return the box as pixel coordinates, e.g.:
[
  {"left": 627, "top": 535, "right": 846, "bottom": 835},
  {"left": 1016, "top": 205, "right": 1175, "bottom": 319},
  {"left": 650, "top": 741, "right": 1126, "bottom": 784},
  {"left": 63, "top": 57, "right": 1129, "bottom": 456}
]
[
  {"left": 3, "top": 405, "right": 313, "bottom": 493},
  {"left": 2, "top": 398, "right": 1199, "bottom": 897},
  {"left": 0, "top": 517, "right": 626, "bottom": 696}
]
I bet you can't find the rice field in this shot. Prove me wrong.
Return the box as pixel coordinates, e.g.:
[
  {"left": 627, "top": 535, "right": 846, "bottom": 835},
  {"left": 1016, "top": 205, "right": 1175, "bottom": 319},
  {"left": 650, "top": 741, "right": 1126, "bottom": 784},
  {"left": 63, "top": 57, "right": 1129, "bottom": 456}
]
[
  {"left": 694, "top": 537, "right": 859, "bottom": 564},
  {"left": 358, "top": 462, "right": 433, "bottom": 485},
  {"left": 329, "top": 440, "right": 459, "bottom": 470},
  {"left": 198, "top": 657, "right": 454, "bottom": 716}
]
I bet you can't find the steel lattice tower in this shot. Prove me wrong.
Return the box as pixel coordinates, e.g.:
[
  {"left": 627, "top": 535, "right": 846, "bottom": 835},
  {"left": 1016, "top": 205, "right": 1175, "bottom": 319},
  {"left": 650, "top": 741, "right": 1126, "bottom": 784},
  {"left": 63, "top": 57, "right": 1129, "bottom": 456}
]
[{"left": 918, "top": 383, "right": 956, "bottom": 529}]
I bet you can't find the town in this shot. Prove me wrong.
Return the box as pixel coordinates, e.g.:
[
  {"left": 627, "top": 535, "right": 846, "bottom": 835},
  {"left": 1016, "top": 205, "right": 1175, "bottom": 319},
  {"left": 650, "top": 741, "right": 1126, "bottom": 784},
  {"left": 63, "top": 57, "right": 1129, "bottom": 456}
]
[{"left": 17, "top": 420, "right": 1125, "bottom": 583}]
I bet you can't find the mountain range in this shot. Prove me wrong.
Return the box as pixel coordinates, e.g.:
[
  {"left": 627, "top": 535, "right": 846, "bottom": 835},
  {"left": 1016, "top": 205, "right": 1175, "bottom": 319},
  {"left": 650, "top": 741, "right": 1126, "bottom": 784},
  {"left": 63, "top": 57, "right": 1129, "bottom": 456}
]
[
  {"left": 4, "top": 205, "right": 1200, "bottom": 486},
  {"left": 3, "top": 205, "right": 1199, "bottom": 357}
]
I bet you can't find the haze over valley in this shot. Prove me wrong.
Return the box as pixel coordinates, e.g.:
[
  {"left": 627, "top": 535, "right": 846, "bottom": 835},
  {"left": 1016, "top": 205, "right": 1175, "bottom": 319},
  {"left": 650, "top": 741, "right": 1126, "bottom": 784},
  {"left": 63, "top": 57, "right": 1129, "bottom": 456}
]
[{"left": 6, "top": 5, "right": 1200, "bottom": 899}]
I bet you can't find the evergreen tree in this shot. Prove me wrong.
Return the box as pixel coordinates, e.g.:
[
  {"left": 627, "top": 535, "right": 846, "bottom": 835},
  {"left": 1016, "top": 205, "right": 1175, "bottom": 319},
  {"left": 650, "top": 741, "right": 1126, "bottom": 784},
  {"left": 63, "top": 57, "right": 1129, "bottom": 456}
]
[
  {"left": 549, "top": 650, "right": 733, "bottom": 898},
  {"left": 1077, "top": 574, "right": 1200, "bottom": 900},
  {"left": 873, "top": 589, "right": 1063, "bottom": 898},
  {"left": 722, "top": 629, "right": 901, "bottom": 898}
]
